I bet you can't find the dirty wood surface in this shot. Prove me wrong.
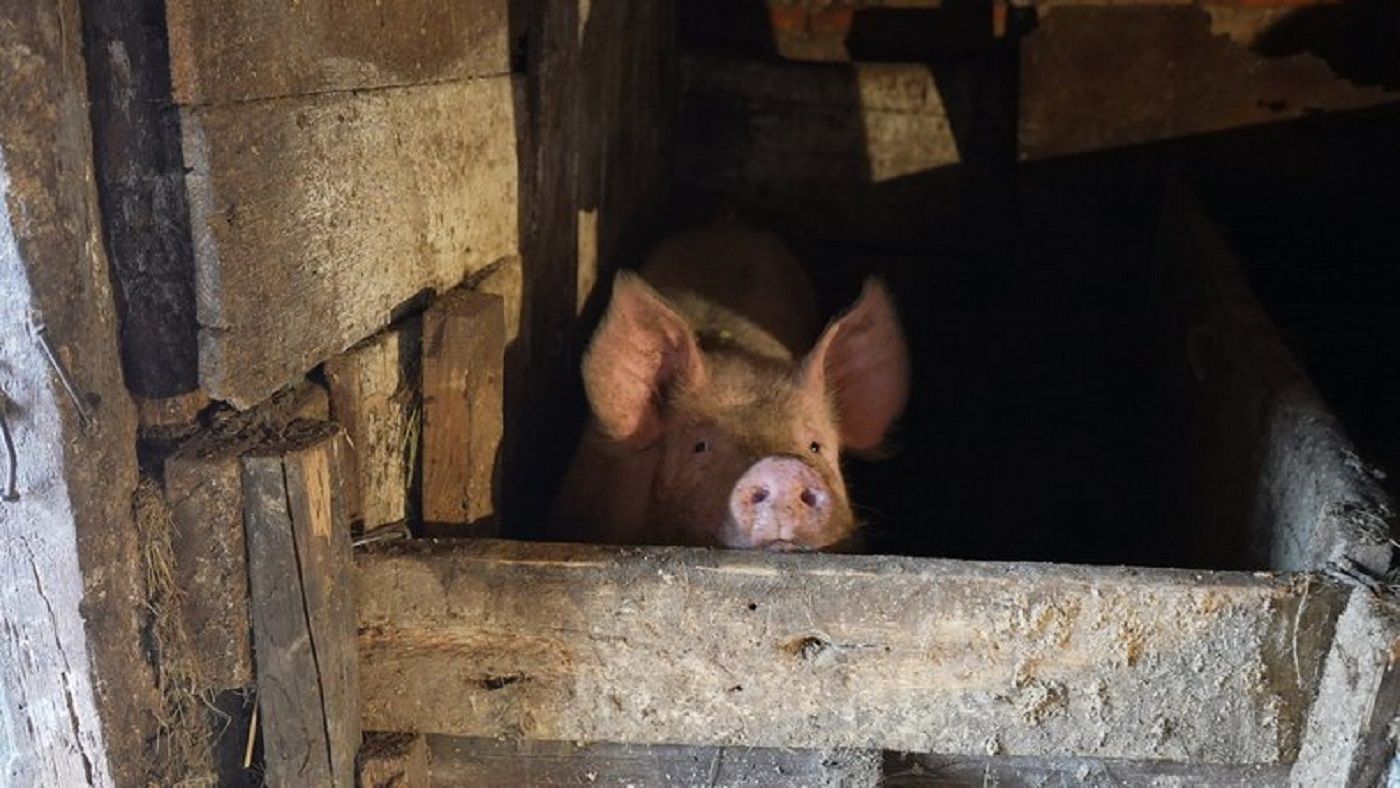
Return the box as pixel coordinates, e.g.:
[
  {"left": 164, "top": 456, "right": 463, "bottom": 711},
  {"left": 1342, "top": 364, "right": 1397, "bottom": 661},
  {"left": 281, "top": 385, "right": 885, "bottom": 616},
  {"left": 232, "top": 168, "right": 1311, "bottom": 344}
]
[
  {"left": 183, "top": 75, "right": 519, "bottom": 408},
  {"left": 420, "top": 289, "right": 504, "bottom": 531},
  {"left": 1019, "top": 6, "right": 1398, "bottom": 159},
  {"left": 357, "top": 540, "right": 1340, "bottom": 764},
  {"left": 1291, "top": 590, "right": 1400, "bottom": 785},
  {"left": 325, "top": 323, "right": 420, "bottom": 530},
  {"left": 425, "top": 736, "right": 882, "bottom": 787},
  {"left": 358, "top": 732, "right": 429, "bottom": 788},
  {"left": 163, "top": 449, "right": 253, "bottom": 687},
  {"left": 243, "top": 424, "right": 361, "bottom": 785},
  {"left": 165, "top": 0, "right": 512, "bottom": 105},
  {"left": 1156, "top": 184, "right": 1395, "bottom": 575}
]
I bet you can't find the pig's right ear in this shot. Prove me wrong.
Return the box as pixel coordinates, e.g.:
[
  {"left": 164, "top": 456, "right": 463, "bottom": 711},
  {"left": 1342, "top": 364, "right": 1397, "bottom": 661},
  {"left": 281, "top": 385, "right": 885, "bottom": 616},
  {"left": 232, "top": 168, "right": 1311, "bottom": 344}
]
[{"left": 583, "top": 272, "right": 705, "bottom": 448}]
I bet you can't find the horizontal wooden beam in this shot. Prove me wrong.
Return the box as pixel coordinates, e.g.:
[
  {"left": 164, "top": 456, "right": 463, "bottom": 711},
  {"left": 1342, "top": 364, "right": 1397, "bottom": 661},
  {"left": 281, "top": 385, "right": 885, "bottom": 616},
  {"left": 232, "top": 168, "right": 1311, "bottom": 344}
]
[
  {"left": 183, "top": 76, "right": 519, "bottom": 407},
  {"left": 357, "top": 540, "right": 1342, "bottom": 764},
  {"left": 166, "top": 0, "right": 512, "bottom": 105}
]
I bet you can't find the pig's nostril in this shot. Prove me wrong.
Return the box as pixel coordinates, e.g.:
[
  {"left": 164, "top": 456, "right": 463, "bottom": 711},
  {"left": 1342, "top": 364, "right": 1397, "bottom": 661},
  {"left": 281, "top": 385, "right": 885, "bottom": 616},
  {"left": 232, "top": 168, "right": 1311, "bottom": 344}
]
[
  {"left": 750, "top": 488, "right": 770, "bottom": 505},
  {"left": 800, "top": 488, "right": 819, "bottom": 508}
]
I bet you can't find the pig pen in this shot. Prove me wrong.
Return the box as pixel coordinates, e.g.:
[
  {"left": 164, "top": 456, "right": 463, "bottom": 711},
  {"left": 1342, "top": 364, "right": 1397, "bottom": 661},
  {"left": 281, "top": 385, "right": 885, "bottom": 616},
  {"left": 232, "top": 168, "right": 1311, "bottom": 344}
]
[{"left": 4, "top": 1, "right": 1399, "bottom": 786}]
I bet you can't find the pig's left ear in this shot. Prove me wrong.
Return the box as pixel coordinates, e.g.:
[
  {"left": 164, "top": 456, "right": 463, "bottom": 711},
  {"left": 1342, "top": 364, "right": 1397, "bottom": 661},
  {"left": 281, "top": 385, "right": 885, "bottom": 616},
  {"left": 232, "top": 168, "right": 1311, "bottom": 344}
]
[{"left": 802, "top": 278, "right": 910, "bottom": 453}]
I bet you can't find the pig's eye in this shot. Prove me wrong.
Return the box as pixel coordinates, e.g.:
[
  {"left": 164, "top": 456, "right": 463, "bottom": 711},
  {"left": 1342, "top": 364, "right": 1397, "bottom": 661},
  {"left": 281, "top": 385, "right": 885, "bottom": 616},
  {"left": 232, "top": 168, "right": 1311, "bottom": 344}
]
[
  {"left": 693, "top": 440, "right": 709, "bottom": 453},
  {"left": 809, "top": 441, "right": 822, "bottom": 455}
]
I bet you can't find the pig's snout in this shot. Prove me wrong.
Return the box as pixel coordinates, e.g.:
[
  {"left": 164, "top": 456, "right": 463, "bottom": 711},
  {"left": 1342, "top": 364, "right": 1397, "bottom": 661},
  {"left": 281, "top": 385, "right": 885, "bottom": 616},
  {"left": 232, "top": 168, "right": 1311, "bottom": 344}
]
[{"left": 728, "top": 457, "right": 833, "bottom": 550}]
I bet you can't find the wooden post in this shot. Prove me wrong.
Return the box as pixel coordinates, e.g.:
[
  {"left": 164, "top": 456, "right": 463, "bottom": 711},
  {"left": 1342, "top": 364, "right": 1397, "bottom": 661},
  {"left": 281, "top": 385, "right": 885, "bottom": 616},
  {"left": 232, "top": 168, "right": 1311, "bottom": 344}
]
[
  {"left": 243, "top": 423, "right": 361, "bottom": 785},
  {"left": 324, "top": 324, "right": 420, "bottom": 530},
  {"left": 420, "top": 289, "right": 505, "bottom": 533}
]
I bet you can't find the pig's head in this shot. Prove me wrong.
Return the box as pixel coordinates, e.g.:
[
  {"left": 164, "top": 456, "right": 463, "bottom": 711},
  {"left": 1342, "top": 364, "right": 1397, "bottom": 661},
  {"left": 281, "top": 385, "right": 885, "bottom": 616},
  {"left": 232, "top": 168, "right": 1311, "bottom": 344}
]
[{"left": 582, "top": 273, "right": 909, "bottom": 551}]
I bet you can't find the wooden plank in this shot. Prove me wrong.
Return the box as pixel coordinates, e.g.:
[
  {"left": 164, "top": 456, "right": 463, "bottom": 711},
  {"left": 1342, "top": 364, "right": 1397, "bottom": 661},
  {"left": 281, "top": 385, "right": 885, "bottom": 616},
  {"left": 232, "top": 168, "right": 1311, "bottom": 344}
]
[
  {"left": 324, "top": 323, "right": 420, "bottom": 530},
  {"left": 1292, "top": 590, "right": 1400, "bottom": 785},
  {"left": 1019, "top": 6, "right": 1398, "bottom": 159},
  {"left": 1155, "top": 184, "right": 1394, "bottom": 574},
  {"left": 0, "top": 1, "right": 160, "bottom": 783},
  {"left": 184, "top": 76, "right": 519, "bottom": 408},
  {"left": 243, "top": 423, "right": 360, "bottom": 785},
  {"left": 356, "top": 540, "right": 1341, "bottom": 763},
  {"left": 420, "top": 290, "right": 505, "bottom": 531},
  {"left": 165, "top": 0, "right": 512, "bottom": 105},
  {"left": 358, "top": 732, "right": 429, "bottom": 788},
  {"left": 425, "top": 736, "right": 881, "bottom": 787},
  {"left": 676, "top": 53, "right": 1003, "bottom": 254},
  {"left": 81, "top": 0, "right": 200, "bottom": 401},
  {"left": 883, "top": 752, "right": 1291, "bottom": 786}
]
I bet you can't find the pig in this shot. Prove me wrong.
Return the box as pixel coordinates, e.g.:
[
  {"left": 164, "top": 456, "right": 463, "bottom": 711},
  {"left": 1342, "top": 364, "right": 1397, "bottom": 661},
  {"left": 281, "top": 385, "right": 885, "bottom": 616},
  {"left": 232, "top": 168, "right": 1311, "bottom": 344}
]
[{"left": 552, "top": 219, "right": 910, "bottom": 551}]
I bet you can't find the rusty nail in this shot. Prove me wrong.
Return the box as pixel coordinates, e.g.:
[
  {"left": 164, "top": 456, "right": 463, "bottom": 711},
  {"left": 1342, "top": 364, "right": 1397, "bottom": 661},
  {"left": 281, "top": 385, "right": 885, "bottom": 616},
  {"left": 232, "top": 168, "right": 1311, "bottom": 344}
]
[
  {"left": 0, "top": 388, "right": 18, "bottom": 502},
  {"left": 32, "top": 322, "right": 94, "bottom": 429}
]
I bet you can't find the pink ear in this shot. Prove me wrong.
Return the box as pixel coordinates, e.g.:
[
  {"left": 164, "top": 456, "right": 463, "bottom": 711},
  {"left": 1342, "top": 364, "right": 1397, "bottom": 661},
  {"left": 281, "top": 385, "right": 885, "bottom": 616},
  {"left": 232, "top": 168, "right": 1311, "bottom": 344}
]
[
  {"left": 582, "top": 272, "right": 705, "bottom": 447},
  {"left": 804, "top": 278, "right": 910, "bottom": 453}
]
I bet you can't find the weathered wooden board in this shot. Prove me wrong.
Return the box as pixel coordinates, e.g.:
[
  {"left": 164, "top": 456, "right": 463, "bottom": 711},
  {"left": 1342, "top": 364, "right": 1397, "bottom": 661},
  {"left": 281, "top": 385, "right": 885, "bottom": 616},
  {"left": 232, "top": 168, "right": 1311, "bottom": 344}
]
[
  {"left": 0, "top": 1, "right": 157, "bottom": 782},
  {"left": 1292, "top": 590, "right": 1400, "bottom": 785},
  {"left": 883, "top": 752, "right": 1291, "bottom": 786},
  {"left": 243, "top": 423, "right": 361, "bottom": 785},
  {"left": 425, "top": 736, "right": 881, "bottom": 787},
  {"left": 1019, "top": 6, "right": 1399, "bottom": 159},
  {"left": 163, "top": 449, "right": 253, "bottom": 687},
  {"left": 1155, "top": 184, "right": 1394, "bottom": 574},
  {"left": 325, "top": 324, "right": 420, "bottom": 530},
  {"left": 676, "top": 53, "right": 1001, "bottom": 253},
  {"left": 357, "top": 540, "right": 1340, "bottom": 764},
  {"left": 420, "top": 289, "right": 504, "bottom": 531},
  {"left": 184, "top": 75, "right": 519, "bottom": 408},
  {"left": 165, "top": 0, "right": 512, "bottom": 105},
  {"left": 82, "top": 0, "right": 200, "bottom": 402}
]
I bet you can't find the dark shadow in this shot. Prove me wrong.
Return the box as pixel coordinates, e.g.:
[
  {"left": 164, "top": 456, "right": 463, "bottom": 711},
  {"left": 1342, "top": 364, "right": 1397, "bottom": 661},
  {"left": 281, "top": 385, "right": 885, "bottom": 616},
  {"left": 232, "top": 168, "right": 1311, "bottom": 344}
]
[{"left": 1254, "top": 0, "right": 1400, "bottom": 90}]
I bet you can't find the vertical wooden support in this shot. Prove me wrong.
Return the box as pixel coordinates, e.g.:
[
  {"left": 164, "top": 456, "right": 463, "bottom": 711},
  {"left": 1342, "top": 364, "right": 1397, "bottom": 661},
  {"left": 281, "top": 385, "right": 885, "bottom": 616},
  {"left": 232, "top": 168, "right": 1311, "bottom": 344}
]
[
  {"left": 242, "top": 423, "right": 360, "bottom": 785},
  {"left": 420, "top": 289, "right": 505, "bottom": 532},
  {"left": 324, "top": 324, "right": 420, "bottom": 530}
]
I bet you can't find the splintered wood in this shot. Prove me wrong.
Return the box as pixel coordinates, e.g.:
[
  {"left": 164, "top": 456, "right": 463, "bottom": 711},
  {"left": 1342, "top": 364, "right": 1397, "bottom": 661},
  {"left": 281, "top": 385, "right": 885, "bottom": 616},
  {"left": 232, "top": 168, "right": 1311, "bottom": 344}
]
[
  {"left": 420, "top": 290, "right": 505, "bottom": 532},
  {"left": 357, "top": 540, "right": 1341, "bottom": 766},
  {"left": 242, "top": 424, "right": 360, "bottom": 785}
]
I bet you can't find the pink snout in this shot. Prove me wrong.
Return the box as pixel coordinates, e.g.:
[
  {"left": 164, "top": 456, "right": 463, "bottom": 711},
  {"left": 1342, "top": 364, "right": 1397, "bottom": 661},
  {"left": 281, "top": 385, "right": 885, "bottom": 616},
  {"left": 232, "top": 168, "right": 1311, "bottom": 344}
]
[{"left": 728, "top": 456, "right": 833, "bottom": 550}]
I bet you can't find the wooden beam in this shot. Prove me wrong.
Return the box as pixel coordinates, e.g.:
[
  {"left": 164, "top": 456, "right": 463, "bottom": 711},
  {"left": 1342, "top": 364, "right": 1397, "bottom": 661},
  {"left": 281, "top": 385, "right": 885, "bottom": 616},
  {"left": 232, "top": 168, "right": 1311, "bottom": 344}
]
[
  {"left": 243, "top": 423, "right": 361, "bottom": 785},
  {"left": 0, "top": 0, "right": 160, "bottom": 782},
  {"left": 1292, "top": 590, "right": 1400, "bottom": 785},
  {"left": 420, "top": 289, "right": 505, "bottom": 532},
  {"left": 1155, "top": 184, "right": 1394, "bottom": 574},
  {"left": 324, "top": 324, "right": 420, "bottom": 530},
  {"left": 165, "top": 0, "right": 512, "bottom": 105},
  {"left": 356, "top": 540, "right": 1341, "bottom": 764},
  {"left": 425, "top": 736, "right": 881, "bottom": 785},
  {"left": 81, "top": 0, "right": 200, "bottom": 402},
  {"left": 1018, "top": 5, "right": 1396, "bottom": 160},
  {"left": 182, "top": 76, "right": 519, "bottom": 408}
]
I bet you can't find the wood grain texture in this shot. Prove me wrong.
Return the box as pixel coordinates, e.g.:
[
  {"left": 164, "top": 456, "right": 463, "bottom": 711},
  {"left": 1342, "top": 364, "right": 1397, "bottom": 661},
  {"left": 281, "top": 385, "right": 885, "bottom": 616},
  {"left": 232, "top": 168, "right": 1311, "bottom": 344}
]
[
  {"left": 1291, "top": 590, "right": 1400, "bottom": 785},
  {"left": 425, "top": 736, "right": 881, "bottom": 787},
  {"left": 358, "top": 732, "right": 429, "bottom": 788},
  {"left": 165, "top": 0, "right": 512, "bottom": 105},
  {"left": 357, "top": 540, "right": 1340, "bottom": 764},
  {"left": 183, "top": 76, "right": 519, "bottom": 408},
  {"left": 243, "top": 424, "right": 360, "bottom": 785},
  {"left": 420, "top": 290, "right": 505, "bottom": 530},
  {"left": 325, "top": 324, "right": 420, "bottom": 530}
]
